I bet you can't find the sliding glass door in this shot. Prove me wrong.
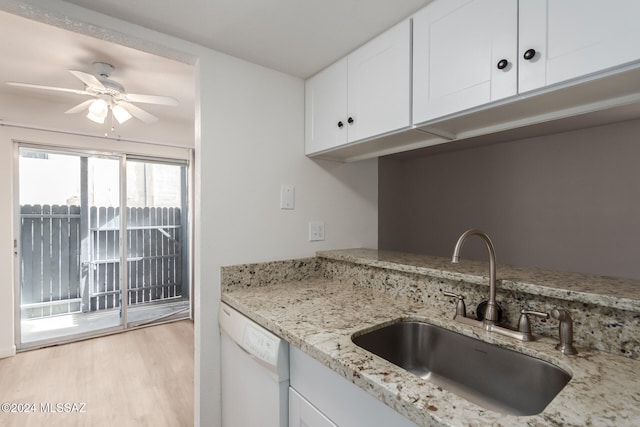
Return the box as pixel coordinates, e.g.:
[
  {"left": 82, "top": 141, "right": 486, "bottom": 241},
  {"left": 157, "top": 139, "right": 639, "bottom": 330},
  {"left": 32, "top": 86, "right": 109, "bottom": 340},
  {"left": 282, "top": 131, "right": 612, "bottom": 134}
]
[{"left": 16, "top": 145, "right": 190, "bottom": 349}]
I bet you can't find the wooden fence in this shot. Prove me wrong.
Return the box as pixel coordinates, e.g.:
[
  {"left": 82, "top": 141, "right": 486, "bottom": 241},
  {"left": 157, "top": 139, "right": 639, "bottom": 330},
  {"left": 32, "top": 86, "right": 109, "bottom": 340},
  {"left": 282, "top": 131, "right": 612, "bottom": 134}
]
[{"left": 20, "top": 204, "right": 184, "bottom": 319}]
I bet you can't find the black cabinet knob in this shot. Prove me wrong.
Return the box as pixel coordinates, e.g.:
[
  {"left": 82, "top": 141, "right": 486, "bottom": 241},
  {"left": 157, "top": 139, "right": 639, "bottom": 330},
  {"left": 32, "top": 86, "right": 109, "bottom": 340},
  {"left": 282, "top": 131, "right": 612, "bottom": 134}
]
[
  {"left": 337, "top": 121, "right": 344, "bottom": 128},
  {"left": 523, "top": 48, "right": 536, "bottom": 60},
  {"left": 347, "top": 117, "right": 354, "bottom": 124},
  {"left": 496, "top": 59, "right": 509, "bottom": 70}
]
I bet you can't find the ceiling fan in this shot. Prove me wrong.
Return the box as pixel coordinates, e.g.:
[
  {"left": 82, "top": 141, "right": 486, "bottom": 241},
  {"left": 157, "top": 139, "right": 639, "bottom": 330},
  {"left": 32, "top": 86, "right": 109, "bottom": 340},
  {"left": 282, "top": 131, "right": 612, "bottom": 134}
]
[{"left": 6, "top": 62, "right": 179, "bottom": 125}]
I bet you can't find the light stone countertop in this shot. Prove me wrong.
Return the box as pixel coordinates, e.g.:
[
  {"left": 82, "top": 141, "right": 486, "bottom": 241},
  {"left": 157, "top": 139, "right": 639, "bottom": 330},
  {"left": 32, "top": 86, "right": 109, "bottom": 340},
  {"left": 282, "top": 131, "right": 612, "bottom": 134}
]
[
  {"left": 222, "top": 275, "right": 640, "bottom": 426},
  {"left": 317, "top": 248, "right": 640, "bottom": 312}
]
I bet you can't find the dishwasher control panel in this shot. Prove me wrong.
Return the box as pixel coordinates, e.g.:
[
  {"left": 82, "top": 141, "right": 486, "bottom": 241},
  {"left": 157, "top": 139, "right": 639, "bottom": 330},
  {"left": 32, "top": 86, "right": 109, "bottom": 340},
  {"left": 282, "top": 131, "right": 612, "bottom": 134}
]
[
  {"left": 219, "top": 302, "right": 289, "bottom": 379},
  {"left": 243, "top": 324, "right": 278, "bottom": 365}
]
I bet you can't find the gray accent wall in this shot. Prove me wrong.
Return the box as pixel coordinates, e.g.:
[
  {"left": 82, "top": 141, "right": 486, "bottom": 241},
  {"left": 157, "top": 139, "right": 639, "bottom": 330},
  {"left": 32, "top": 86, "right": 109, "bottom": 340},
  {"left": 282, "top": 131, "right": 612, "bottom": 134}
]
[{"left": 379, "top": 119, "right": 640, "bottom": 279}]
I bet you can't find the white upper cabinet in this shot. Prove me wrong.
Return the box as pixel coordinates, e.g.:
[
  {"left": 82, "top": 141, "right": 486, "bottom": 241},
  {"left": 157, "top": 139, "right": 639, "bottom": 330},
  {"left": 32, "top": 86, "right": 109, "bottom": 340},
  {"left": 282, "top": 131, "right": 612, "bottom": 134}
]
[
  {"left": 519, "top": 0, "right": 640, "bottom": 93},
  {"left": 414, "top": 0, "right": 640, "bottom": 125},
  {"left": 305, "top": 57, "right": 348, "bottom": 154},
  {"left": 413, "top": 0, "right": 517, "bottom": 123},
  {"left": 305, "top": 19, "right": 411, "bottom": 156},
  {"left": 306, "top": 0, "right": 640, "bottom": 161},
  {"left": 346, "top": 19, "right": 411, "bottom": 143}
]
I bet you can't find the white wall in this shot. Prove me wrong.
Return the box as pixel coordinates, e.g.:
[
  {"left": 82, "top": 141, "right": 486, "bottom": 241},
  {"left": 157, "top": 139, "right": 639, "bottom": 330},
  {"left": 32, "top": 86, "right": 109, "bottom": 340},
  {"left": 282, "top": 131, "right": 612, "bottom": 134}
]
[
  {"left": 198, "top": 52, "right": 377, "bottom": 264},
  {"left": 0, "top": 2, "right": 378, "bottom": 426},
  {"left": 195, "top": 52, "right": 377, "bottom": 426},
  {"left": 0, "top": 131, "right": 15, "bottom": 359}
]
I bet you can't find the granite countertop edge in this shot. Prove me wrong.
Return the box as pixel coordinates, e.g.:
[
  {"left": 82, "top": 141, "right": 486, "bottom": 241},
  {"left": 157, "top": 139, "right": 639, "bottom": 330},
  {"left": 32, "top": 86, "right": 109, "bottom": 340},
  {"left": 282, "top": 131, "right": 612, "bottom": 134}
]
[
  {"left": 221, "top": 276, "right": 640, "bottom": 427},
  {"left": 317, "top": 248, "right": 640, "bottom": 312}
]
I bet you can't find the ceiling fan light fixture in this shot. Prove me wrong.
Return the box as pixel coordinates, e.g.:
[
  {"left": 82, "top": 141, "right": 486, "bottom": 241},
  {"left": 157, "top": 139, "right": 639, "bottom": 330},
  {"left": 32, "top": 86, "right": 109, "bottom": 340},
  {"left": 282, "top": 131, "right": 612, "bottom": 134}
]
[
  {"left": 10, "top": 62, "right": 174, "bottom": 125},
  {"left": 112, "top": 104, "right": 132, "bottom": 124},
  {"left": 87, "top": 98, "right": 108, "bottom": 124}
]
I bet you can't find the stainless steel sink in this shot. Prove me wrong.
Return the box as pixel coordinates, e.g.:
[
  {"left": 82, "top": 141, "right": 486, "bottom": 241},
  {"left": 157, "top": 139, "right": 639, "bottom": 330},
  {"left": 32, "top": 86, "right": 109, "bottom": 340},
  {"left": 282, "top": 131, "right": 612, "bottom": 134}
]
[{"left": 352, "top": 321, "right": 571, "bottom": 416}]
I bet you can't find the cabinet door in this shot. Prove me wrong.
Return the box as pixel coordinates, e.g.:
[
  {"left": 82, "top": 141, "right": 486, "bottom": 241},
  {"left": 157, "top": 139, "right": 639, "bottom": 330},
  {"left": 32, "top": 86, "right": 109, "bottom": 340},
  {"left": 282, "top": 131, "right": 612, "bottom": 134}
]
[
  {"left": 289, "top": 387, "right": 338, "bottom": 427},
  {"left": 290, "top": 346, "right": 418, "bottom": 427},
  {"left": 413, "top": 0, "right": 517, "bottom": 124},
  {"left": 347, "top": 18, "right": 411, "bottom": 143},
  {"left": 305, "top": 57, "right": 348, "bottom": 155},
  {"left": 519, "top": 0, "right": 640, "bottom": 93}
]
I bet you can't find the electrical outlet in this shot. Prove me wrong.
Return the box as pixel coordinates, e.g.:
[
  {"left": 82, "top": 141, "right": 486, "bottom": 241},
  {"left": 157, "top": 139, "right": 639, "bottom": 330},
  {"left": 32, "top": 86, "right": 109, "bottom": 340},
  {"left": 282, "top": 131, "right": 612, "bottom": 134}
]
[{"left": 308, "top": 222, "right": 325, "bottom": 241}]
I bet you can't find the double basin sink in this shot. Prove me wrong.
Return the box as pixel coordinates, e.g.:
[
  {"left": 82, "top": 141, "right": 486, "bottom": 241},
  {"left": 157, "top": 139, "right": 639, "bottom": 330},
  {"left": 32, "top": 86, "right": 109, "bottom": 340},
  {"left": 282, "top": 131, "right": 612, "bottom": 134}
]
[{"left": 352, "top": 321, "right": 571, "bottom": 416}]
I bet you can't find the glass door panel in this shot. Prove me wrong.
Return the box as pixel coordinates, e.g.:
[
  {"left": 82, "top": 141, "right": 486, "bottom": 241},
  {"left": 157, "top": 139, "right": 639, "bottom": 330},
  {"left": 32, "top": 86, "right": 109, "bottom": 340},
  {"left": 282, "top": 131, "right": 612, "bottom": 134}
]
[
  {"left": 125, "top": 159, "right": 190, "bottom": 327},
  {"left": 18, "top": 148, "right": 122, "bottom": 346}
]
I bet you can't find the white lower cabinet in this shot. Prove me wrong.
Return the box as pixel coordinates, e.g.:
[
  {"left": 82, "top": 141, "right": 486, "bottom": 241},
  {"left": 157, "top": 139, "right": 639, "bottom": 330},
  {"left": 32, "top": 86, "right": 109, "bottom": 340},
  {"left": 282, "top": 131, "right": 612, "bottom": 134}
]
[
  {"left": 289, "top": 346, "right": 418, "bottom": 427},
  {"left": 289, "top": 387, "right": 338, "bottom": 427}
]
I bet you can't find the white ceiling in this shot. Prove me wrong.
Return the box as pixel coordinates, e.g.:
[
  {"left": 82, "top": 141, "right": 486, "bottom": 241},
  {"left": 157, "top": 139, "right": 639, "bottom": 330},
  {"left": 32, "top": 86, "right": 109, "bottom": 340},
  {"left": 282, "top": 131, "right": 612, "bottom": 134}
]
[
  {"left": 60, "top": 0, "right": 433, "bottom": 79},
  {"left": 0, "top": 0, "right": 432, "bottom": 144},
  {"left": 0, "top": 9, "right": 196, "bottom": 145}
]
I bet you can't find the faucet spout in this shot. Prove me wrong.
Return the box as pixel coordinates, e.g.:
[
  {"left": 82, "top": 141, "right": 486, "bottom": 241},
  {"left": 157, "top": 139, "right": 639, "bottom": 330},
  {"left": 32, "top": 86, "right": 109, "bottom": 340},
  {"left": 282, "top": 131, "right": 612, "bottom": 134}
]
[{"left": 452, "top": 229, "right": 498, "bottom": 324}]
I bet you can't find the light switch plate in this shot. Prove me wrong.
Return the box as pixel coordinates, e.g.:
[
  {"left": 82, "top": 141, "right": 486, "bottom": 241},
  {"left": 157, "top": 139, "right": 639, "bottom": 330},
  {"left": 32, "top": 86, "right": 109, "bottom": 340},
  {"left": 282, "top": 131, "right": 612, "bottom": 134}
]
[
  {"left": 280, "top": 185, "right": 294, "bottom": 209},
  {"left": 308, "top": 222, "right": 325, "bottom": 241}
]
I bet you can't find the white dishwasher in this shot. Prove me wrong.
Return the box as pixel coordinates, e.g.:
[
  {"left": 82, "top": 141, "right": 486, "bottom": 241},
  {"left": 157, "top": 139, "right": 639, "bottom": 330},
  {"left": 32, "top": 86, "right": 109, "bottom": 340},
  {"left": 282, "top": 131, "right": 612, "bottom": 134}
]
[{"left": 219, "top": 302, "right": 289, "bottom": 427}]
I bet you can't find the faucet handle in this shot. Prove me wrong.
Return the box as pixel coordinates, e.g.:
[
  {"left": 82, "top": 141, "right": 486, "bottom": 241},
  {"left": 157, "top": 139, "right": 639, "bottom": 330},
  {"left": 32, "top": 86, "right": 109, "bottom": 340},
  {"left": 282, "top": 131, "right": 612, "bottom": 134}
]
[
  {"left": 518, "top": 309, "right": 549, "bottom": 342},
  {"left": 521, "top": 310, "right": 549, "bottom": 319},
  {"left": 443, "top": 291, "right": 467, "bottom": 318}
]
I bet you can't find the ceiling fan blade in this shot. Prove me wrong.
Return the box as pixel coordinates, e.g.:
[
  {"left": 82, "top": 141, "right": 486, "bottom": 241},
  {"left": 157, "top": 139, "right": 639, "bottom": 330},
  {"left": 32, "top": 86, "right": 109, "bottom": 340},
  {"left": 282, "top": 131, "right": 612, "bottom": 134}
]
[
  {"left": 64, "top": 99, "right": 95, "bottom": 114},
  {"left": 6, "top": 81, "right": 91, "bottom": 96},
  {"left": 119, "top": 101, "right": 158, "bottom": 124},
  {"left": 124, "top": 93, "right": 179, "bottom": 106},
  {"left": 69, "top": 70, "right": 106, "bottom": 90}
]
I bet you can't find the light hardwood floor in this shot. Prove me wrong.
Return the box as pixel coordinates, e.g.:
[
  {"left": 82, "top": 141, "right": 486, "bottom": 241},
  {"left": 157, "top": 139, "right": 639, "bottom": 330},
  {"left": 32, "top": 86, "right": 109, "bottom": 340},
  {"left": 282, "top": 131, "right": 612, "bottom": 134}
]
[{"left": 0, "top": 320, "right": 194, "bottom": 427}]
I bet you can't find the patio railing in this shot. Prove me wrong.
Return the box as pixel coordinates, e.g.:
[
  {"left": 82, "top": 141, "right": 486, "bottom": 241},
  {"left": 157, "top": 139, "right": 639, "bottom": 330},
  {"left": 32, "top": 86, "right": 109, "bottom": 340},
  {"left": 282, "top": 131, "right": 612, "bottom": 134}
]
[{"left": 20, "top": 204, "right": 185, "bottom": 319}]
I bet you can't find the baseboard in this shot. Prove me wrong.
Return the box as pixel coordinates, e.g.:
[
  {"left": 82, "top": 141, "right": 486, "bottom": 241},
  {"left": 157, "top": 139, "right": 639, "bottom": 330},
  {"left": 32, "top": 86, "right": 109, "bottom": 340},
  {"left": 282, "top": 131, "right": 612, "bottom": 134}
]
[{"left": 0, "top": 344, "right": 16, "bottom": 359}]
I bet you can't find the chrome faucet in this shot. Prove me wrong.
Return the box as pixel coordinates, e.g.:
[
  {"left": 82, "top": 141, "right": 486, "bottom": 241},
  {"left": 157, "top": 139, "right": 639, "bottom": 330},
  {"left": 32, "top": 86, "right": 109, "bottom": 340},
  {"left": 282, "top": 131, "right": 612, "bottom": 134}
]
[
  {"left": 446, "top": 229, "right": 548, "bottom": 342},
  {"left": 447, "top": 230, "right": 573, "bottom": 346},
  {"left": 452, "top": 229, "right": 499, "bottom": 325}
]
